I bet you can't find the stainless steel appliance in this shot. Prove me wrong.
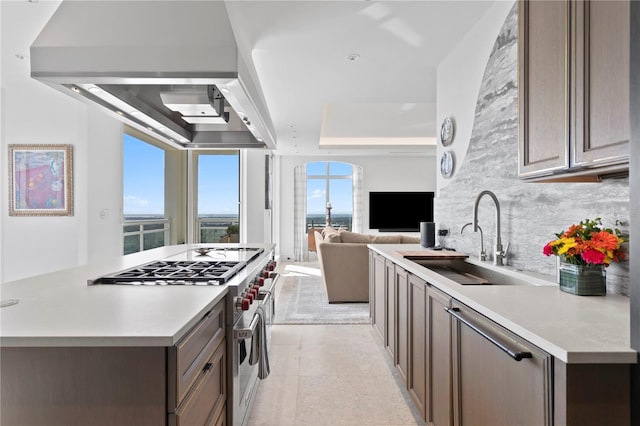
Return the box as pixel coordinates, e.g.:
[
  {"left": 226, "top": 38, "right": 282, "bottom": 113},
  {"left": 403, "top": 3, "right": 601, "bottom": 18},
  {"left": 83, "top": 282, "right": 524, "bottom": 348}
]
[
  {"left": 232, "top": 263, "right": 278, "bottom": 426},
  {"left": 30, "top": 2, "right": 276, "bottom": 150},
  {"left": 89, "top": 245, "right": 278, "bottom": 426}
]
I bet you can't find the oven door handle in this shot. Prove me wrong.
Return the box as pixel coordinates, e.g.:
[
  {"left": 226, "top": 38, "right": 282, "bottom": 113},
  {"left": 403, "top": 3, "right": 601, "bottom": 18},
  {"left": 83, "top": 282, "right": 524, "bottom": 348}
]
[{"left": 234, "top": 314, "right": 260, "bottom": 340}]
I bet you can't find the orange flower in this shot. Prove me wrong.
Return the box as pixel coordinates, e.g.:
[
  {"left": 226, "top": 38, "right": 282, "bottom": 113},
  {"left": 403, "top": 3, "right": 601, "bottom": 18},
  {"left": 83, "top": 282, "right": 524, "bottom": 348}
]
[
  {"left": 590, "top": 231, "right": 621, "bottom": 251},
  {"left": 563, "top": 224, "right": 583, "bottom": 238}
]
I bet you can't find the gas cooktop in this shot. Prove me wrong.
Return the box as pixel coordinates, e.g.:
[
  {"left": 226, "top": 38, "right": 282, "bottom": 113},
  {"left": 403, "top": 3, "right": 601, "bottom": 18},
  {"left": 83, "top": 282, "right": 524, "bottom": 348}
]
[
  {"left": 89, "top": 247, "right": 265, "bottom": 286},
  {"left": 90, "top": 260, "right": 245, "bottom": 286}
]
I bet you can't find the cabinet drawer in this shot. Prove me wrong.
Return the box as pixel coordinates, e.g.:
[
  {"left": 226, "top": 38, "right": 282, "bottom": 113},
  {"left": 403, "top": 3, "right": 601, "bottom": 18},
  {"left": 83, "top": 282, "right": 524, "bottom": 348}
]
[
  {"left": 169, "top": 341, "right": 226, "bottom": 426},
  {"left": 169, "top": 301, "right": 225, "bottom": 408}
]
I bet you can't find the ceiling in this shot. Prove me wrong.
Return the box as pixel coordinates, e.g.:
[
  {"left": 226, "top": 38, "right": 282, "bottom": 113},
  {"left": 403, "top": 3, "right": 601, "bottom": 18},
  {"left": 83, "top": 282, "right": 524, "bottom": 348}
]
[{"left": 223, "top": 1, "right": 496, "bottom": 156}]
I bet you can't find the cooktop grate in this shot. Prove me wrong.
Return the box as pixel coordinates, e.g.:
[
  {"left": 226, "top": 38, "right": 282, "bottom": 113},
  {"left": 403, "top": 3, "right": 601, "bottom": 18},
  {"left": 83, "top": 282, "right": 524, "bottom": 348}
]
[{"left": 89, "top": 260, "right": 247, "bottom": 285}]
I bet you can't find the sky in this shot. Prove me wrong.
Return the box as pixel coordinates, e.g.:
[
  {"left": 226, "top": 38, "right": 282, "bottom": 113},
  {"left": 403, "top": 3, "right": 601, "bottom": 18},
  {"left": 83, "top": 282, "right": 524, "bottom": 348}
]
[
  {"left": 123, "top": 134, "right": 239, "bottom": 216},
  {"left": 306, "top": 161, "right": 353, "bottom": 214}
]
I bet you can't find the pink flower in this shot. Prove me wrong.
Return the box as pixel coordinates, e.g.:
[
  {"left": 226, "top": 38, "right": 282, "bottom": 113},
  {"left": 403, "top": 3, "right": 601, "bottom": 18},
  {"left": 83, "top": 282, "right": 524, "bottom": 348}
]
[
  {"left": 543, "top": 243, "right": 554, "bottom": 256},
  {"left": 581, "top": 248, "right": 606, "bottom": 265}
]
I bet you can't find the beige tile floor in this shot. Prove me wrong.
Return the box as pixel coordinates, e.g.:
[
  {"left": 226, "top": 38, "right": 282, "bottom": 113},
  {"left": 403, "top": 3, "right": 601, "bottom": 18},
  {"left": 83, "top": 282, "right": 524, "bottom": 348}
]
[{"left": 247, "top": 324, "right": 426, "bottom": 426}]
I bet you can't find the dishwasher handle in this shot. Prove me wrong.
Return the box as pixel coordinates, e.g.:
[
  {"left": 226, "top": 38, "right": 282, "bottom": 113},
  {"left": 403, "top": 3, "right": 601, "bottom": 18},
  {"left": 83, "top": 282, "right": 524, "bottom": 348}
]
[{"left": 446, "top": 307, "right": 533, "bottom": 362}]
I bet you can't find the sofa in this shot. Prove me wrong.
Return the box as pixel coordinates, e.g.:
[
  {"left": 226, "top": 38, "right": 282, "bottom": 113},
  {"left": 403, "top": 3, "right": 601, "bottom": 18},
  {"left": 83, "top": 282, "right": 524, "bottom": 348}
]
[{"left": 314, "top": 228, "right": 420, "bottom": 303}]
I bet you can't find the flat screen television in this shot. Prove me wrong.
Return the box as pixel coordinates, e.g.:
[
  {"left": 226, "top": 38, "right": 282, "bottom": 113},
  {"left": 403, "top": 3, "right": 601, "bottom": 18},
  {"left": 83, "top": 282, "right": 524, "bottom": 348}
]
[{"left": 369, "top": 191, "right": 434, "bottom": 232}]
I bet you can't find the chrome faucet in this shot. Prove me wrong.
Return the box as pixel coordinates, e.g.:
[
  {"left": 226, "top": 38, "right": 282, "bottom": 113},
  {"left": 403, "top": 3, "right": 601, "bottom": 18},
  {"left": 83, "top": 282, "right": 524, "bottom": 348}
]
[
  {"left": 472, "top": 190, "right": 509, "bottom": 265},
  {"left": 461, "top": 222, "right": 487, "bottom": 261}
]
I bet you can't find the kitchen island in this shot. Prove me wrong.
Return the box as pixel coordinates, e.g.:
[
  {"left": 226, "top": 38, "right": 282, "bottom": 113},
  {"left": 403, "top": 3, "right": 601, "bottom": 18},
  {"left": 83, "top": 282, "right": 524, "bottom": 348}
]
[
  {"left": 369, "top": 244, "right": 636, "bottom": 426},
  {"left": 0, "top": 243, "right": 274, "bottom": 426}
]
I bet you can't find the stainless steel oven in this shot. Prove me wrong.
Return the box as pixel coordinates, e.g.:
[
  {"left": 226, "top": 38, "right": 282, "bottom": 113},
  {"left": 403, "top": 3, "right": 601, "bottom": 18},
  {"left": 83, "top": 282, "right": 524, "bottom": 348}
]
[{"left": 231, "top": 269, "right": 278, "bottom": 426}]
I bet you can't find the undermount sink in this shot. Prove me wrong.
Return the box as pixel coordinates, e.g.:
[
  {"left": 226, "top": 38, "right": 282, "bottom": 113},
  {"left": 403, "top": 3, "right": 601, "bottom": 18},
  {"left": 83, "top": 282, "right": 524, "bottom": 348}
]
[{"left": 409, "top": 259, "right": 553, "bottom": 287}]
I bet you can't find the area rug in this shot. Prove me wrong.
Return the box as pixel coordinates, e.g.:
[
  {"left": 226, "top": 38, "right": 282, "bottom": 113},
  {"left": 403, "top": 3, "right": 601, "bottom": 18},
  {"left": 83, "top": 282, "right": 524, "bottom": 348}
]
[{"left": 273, "top": 261, "right": 371, "bottom": 325}]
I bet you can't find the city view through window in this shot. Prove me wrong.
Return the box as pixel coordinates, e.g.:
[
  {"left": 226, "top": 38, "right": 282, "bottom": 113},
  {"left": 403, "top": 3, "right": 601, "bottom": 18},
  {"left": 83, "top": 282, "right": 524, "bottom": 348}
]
[
  {"left": 123, "top": 134, "right": 166, "bottom": 254},
  {"left": 307, "top": 161, "right": 353, "bottom": 231},
  {"left": 123, "top": 134, "right": 240, "bottom": 254}
]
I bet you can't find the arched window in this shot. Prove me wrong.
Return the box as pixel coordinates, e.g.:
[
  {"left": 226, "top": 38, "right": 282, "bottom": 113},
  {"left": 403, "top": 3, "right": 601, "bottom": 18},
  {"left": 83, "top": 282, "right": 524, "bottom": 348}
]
[
  {"left": 306, "top": 161, "right": 353, "bottom": 230},
  {"left": 293, "top": 161, "right": 363, "bottom": 261}
]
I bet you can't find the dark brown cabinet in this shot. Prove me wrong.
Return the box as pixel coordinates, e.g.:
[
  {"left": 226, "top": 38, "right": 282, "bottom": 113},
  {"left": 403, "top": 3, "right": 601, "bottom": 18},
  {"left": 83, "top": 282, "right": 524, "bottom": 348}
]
[
  {"left": 369, "top": 251, "right": 632, "bottom": 425},
  {"left": 518, "top": 0, "right": 629, "bottom": 180},
  {"left": 0, "top": 299, "right": 227, "bottom": 426},
  {"left": 407, "top": 273, "right": 427, "bottom": 418},
  {"left": 370, "top": 252, "right": 398, "bottom": 359},
  {"left": 370, "top": 251, "right": 386, "bottom": 341},
  {"left": 426, "top": 285, "right": 453, "bottom": 426},
  {"left": 395, "top": 265, "right": 409, "bottom": 386},
  {"left": 385, "top": 258, "right": 396, "bottom": 359}
]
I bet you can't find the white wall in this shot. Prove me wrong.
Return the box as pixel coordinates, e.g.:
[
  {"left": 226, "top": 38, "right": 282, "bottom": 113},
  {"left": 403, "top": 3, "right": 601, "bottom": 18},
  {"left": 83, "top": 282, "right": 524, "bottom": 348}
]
[
  {"left": 86, "top": 110, "right": 124, "bottom": 264},
  {"left": 243, "top": 149, "right": 270, "bottom": 244},
  {"left": 276, "top": 154, "right": 437, "bottom": 260},
  {"left": 0, "top": 2, "right": 270, "bottom": 282},
  {"left": 436, "top": 1, "right": 514, "bottom": 193},
  {"left": 1, "top": 0, "right": 90, "bottom": 282}
]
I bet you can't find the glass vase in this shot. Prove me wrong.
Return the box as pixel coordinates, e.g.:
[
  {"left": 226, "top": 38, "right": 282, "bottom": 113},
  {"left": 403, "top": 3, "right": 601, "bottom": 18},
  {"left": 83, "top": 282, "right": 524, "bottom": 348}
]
[{"left": 558, "top": 261, "right": 606, "bottom": 296}]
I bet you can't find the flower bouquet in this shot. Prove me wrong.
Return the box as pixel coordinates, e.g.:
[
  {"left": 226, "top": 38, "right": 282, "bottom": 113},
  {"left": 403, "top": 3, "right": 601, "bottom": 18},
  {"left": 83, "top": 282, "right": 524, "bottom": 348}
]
[
  {"left": 543, "top": 218, "right": 626, "bottom": 266},
  {"left": 543, "top": 218, "right": 626, "bottom": 295}
]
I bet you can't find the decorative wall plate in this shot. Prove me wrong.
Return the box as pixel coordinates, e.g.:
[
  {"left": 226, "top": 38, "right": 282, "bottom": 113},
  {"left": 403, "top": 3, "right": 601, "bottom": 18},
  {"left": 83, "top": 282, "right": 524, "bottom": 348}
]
[
  {"left": 440, "top": 150, "right": 454, "bottom": 178},
  {"left": 440, "top": 116, "right": 455, "bottom": 146}
]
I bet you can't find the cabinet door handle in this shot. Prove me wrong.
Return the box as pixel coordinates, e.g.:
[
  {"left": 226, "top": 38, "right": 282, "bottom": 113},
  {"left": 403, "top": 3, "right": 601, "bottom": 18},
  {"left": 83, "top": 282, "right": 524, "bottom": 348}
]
[
  {"left": 203, "top": 362, "right": 213, "bottom": 373},
  {"left": 446, "top": 307, "right": 533, "bottom": 362}
]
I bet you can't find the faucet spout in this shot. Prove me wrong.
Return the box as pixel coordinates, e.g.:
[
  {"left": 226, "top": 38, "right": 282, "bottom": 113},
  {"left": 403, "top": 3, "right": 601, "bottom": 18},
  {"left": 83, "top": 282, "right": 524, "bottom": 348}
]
[
  {"left": 472, "top": 190, "right": 506, "bottom": 265},
  {"left": 462, "top": 222, "right": 486, "bottom": 261}
]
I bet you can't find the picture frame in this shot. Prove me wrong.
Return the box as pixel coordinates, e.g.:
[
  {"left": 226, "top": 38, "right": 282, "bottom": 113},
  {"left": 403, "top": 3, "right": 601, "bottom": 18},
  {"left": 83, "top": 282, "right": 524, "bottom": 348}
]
[{"left": 8, "top": 144, "right": 74, "bottom": 216}]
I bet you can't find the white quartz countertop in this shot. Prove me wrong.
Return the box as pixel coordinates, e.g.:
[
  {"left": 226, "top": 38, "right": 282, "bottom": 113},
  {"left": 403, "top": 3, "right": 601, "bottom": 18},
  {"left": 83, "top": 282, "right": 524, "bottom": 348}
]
[
  {"left": 369, "top": 244, "right": 636, "bottom": 364},
  {"left": 0, "top": 244, "right": 272, "bottom": 347}
]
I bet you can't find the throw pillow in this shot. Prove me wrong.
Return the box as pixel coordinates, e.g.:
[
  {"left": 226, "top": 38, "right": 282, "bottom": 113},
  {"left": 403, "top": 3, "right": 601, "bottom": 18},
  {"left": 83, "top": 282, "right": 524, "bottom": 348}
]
[
  {"left": 326, "top": 233, "right": 342, "bottom": 243},
  {"left": 339, "top": 231, "right": 373, "bottom": 244},
  {"left": 321, "top": 226, "right": 339, "bottom": 238},
  {"left": 400, "top": 235, "right": 421, "bottom": 243},
  {"left": 371, "top": 235, "right": 402, "bottom": 244}
]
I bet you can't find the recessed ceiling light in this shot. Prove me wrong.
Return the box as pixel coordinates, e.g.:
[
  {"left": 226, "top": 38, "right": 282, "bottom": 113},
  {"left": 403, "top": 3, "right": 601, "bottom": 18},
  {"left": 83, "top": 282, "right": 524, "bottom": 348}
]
[
  {"left": 87, "top": 86, "right": 103, "bottom": 94},
  {"left": 347, "top": 53, "right": 361, "bottom": 61}
]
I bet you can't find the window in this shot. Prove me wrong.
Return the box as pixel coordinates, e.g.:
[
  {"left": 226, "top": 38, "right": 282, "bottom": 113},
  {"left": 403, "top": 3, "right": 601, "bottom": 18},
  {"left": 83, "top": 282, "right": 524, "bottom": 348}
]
[
  {"left": 306, "top": 161, "right": 353, "bottom": 230},
  {"left": 197, "top": 151, "right": 240, "bottom": 243},
  {"left": 122, "top": 132, "right": 168, "bottom": 255}
]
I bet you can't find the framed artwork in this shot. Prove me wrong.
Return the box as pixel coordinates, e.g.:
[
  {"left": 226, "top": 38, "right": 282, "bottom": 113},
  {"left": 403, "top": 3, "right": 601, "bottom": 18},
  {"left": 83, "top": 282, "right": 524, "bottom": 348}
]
[{"left": 8, "top": 144, "right": 73, "bottom": 216}]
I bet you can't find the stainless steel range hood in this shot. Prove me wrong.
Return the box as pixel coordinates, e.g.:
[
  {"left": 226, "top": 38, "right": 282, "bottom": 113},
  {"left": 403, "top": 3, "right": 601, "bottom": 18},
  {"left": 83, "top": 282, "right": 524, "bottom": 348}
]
[{"left": 30, "top": 1, "right": 276, "bottom": 149}]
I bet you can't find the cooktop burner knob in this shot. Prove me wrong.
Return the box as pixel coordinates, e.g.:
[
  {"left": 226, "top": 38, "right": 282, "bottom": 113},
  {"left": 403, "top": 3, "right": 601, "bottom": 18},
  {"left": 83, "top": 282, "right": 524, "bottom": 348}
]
[
  {"left": 234, "top": 297, "right": 246, "bottom": 312},
  {"left": 241, "top": 298, "right": 251, "bottom": 311},
  {"left": 262, "top": 270, "right": 270, "bottom": 278},
  {"left": 258, "top": 277, "right": 265, "bottom": 286},
  {"left": 249, "top": 288, "right": 258, "bottom": 298},
  {"left": 246, "top": 293, "right": 254, "bottom": 304}
]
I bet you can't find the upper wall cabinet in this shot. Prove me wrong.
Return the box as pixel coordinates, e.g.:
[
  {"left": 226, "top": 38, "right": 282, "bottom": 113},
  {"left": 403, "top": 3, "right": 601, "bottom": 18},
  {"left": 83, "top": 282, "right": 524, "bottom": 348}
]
[{"left": 518, "top": 0, "right": 630, "bottom": 181}]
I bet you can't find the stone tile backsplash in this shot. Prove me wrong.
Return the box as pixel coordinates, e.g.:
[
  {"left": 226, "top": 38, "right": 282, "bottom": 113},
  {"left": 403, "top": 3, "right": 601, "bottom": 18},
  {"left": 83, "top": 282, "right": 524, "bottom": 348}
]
[{"left": 434, "top": 4, "right": 630, "bottom": 295}]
